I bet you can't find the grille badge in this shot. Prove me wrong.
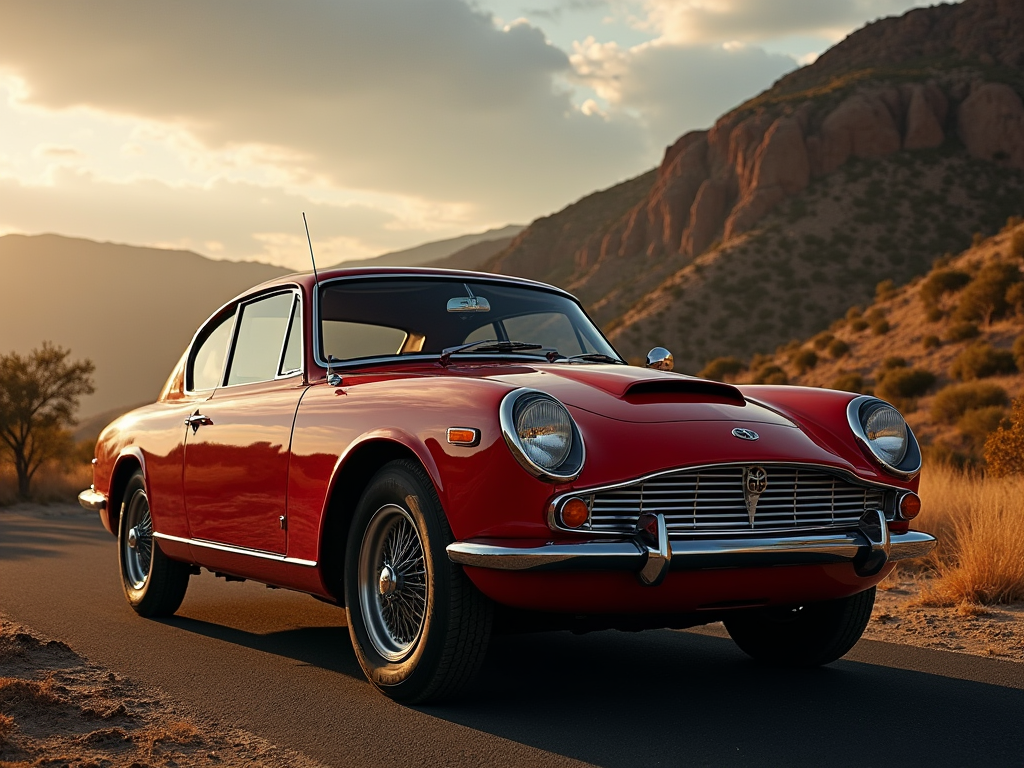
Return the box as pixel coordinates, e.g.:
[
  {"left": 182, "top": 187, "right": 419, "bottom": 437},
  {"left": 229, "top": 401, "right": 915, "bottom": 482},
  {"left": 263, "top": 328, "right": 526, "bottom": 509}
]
[
  {"left": 732, "top": 428, "right": 759, "bottom": 441},
  {"left": 743, "top": 466, "right": 768, "bottom": 525}
]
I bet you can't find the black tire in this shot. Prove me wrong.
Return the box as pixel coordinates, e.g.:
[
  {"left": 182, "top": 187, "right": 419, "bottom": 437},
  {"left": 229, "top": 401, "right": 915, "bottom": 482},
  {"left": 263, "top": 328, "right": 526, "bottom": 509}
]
[
  {"left": 118, "top": 470, "right": 190, "bottom": 617},
  {"left": 724, "top": 587, "right": 875, "bottom": 667},
  {"left": 344, "top": 460, "right": 492, "bottom": 703}
]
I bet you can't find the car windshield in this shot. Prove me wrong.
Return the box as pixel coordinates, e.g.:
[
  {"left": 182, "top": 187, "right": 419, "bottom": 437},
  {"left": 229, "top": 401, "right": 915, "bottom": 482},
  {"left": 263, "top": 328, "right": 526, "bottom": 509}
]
[{"left": 318, "top": 278, "right": 622, "bottom": 365}]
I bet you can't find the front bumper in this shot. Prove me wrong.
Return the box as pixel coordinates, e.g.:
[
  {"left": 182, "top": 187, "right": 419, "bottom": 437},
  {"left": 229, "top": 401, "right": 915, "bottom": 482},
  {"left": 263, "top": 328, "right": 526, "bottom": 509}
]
[
  {"left": 78, "top": 488, "right": 107, "bottom": 512},
  {"left": 447, "top": 510, "right": 936, "bottom": 586}
]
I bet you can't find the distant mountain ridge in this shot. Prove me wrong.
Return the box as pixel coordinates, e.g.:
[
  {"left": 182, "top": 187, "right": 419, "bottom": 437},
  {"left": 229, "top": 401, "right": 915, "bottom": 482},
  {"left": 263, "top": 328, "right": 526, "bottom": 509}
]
[{"left": 332, "top": 225, "right": 523, "bottom": 269}]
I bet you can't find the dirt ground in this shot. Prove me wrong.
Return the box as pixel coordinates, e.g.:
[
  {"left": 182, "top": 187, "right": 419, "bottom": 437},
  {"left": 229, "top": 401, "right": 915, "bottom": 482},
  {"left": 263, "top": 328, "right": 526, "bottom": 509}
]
[
  {"left": 0, "top": 616, "right": 326, "bottom": 768},
  {"left": 864, "top": 569, "right": 1024, "bottom": 661}
]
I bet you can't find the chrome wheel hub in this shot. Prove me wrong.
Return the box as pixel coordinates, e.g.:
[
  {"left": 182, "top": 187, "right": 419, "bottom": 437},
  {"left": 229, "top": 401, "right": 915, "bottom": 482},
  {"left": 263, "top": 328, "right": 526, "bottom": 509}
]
[
  {"left": 379, "top": 564, "right": 398, "bottom": 597},
  {"left": 127, "top": 526, "right": 139, "bottom": 549},
  {"left": 358, "top": 504, "right": 428, "bottom": 662}
]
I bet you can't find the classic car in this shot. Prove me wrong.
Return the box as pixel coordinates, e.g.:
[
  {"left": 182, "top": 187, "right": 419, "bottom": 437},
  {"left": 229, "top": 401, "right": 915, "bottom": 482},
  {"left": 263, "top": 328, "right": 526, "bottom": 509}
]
[{"left": 79, "top": 266, "right": 936, "bottom": 702}]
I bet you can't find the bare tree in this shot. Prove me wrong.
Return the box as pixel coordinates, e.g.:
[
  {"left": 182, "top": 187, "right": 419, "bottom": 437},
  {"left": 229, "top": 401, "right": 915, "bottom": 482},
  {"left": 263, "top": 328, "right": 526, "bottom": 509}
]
[{"left": 0, "top": 343, "right": 95, "bottom": 499}]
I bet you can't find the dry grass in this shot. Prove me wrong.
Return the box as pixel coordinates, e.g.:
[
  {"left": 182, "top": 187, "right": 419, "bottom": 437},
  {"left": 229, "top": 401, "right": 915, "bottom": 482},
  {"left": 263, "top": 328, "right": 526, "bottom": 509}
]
[
  {"left": 0, "top": 462, "right": 92, "bottom": 506},
  {"left": 916, "top": 463, "right": 1024, "bottom": 605}
]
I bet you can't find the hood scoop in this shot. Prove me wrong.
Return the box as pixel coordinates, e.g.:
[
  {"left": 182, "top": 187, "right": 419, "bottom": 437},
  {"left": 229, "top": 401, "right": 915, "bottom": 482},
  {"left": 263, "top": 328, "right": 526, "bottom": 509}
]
[{"left": 622, "top": 378, "right": 746, "bottom": 406}]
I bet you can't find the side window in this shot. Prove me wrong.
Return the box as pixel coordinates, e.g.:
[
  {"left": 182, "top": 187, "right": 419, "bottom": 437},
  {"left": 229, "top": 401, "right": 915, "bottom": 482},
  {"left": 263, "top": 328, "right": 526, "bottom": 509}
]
[
  {"left": 190, "top": 314, "right": 234, "bottom": 391},
  {"left": 225, "top": 292, "right": 295, "bottom": 386},
  {"left": 279, "top": 297, "right": 302, "bottom": 376}
]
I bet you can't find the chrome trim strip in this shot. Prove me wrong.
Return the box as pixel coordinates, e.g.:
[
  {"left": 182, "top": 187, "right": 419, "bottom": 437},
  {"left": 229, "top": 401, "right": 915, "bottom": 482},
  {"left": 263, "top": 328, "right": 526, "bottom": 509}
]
[
  {"left": 78, "top": 488, "right": 107, "bottom": 512},
  {"left": 547, "top": 460, "right": 904, "bottom": 537},
  {"left": 446, "top": 529, "right": 937, "bottom": 573},
  {"left": 847, "top": 395, "right": 922, "bottom": 481},
  {"left": 153, "top": 532, "right": 317, "bottom": 567},
  {"left": 499, "top": 388, "right": 586, "bottom": 483}
]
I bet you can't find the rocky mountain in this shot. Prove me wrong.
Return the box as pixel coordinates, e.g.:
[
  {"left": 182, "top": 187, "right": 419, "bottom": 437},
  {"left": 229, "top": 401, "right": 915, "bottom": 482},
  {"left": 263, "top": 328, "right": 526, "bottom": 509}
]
[{"left": 484, "top": 0, "right": 1024, "bottom": 370}]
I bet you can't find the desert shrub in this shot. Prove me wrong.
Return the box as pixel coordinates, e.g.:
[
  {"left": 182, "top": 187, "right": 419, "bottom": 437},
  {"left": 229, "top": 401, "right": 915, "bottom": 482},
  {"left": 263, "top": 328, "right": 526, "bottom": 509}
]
[
  {"left": 698, "top": 356, "right": 746, "bottom": 381},
  {"left": 1014, "top": 334, "right": 1024, "bottom": 370},
  {"left": 876, "top": 367, "right": 936, "bottom": 400},
  {"left": 864, "top": 307, "right": 886, "bottom": 323},
  {"left": 958, "top": 406, "right": 1009, "bottom": 451},
  {"left": 830, "top": 372, "right": 864, "bottom": 392},
  {"left": 790, "top": 348, "right": 818, "bottom": 373},
  {"left": 875, "top": 279, "right": 897, "bottom": 301},
  {"left": 922, "top": 334, "right": 941, "bottom": 350},
  {"left": 919, "top": 268, "right": 971, "bottom": 306},
  {"left": 950, "top": 343, "right": 1017, "bottom": 381},
  {"left": 846, "top": 306, "right": 862, "bottom": 320},
  {"left": 1012, "top": 230, "right": 1024, "bottom": 260},
  {"left": 1007, "top": 282, "right": 1024, "bottom": 315},
  {"left": 849, "top": 318, "right": 869, "bottom": 332},
  {"left": 931, "top": 382, "right": 1009, "bottom": 423},
  {"left": 985, "top": 396, "right": 1024, "bottom": 477},
  {"left": 945, "top": 321, "right": 979, "bottom": 342},
  {"left": 827, "top": 338, "right": 850, "bottom": 358},
  {"left": 925, "top": 306, "right": 944, "bottom": 322},
  {"left": 811, "top": 331, "right": 834, "bottom": 350},
  {"left": 954, "top": 261, "right": 1022, "bottom": 325},
  {"left": 870, "top": 318, "right": 890, "bottom": 335},
  {"left": 881, "top": 356, "right": 907, "bottom": 369},
  {"left": 752, "top": 364, "right": 788, "bottom": 385}
]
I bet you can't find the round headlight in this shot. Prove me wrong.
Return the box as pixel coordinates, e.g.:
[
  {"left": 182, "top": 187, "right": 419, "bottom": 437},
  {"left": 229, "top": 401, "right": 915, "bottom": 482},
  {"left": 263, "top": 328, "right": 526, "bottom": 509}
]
[
  {"left": 864, "top": 403, "right": 909, "bottom": 466},
  {"left": 500, "top": 389, "right": 585, "bottom": 481},
  {"left": 516, "top": 397, "right": 572, "bottom": 469}
]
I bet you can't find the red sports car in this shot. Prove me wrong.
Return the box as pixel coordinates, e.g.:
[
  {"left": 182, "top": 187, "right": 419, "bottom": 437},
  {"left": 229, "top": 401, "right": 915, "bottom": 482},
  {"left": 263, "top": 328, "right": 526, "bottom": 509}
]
[{"left": 80, "top": 267, "right": 936, "bottom": 702}]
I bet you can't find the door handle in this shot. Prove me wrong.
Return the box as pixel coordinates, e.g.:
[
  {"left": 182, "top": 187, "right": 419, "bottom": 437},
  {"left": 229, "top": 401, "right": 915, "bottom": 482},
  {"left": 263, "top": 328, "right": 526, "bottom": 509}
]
[{"left": 185, "top": 412, "right": 213, "bottom": 433}]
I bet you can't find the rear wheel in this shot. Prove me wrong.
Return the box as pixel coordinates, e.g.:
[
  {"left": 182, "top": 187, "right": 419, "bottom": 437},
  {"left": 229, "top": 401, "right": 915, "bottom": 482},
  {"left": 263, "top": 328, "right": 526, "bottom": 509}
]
[
  {"left": 724, "top": 588, "right": 875, "bottom": 667},
  {"left": 118, "top": 470, "right": 190, "bottom": 617},
  {"left": 344, "top": 460, "right": 492, "bottom": 703}
]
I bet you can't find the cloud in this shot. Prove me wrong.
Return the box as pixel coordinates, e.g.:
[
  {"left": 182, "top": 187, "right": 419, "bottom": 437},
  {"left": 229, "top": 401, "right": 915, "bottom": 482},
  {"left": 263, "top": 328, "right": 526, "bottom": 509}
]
[
  {"left": 572, "top": 38, "right": 797, "bottom": 148},
  {"left": 0, "top": 168, "right": 454, "bottom": 269},
  {"left": 0, "top": 0, "right": 649, "bottom": 224},
  {"left": 643, "top": 0, "right": 931, "bottom": 45}
]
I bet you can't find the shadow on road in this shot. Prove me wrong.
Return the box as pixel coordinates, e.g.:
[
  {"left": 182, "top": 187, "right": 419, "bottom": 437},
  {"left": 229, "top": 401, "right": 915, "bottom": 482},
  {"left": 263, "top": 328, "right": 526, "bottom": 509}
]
[
  {"left": 160, "top": 604, "right": 1024, "bottom": 767},
  {"left": 0, "top": 510, "right": 109, "bottom": 561}
]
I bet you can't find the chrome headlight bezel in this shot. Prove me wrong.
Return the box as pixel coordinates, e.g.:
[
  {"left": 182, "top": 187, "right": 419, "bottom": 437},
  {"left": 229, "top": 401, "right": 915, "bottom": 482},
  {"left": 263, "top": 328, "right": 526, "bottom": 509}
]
[
  {"left": 499, "top": 388, "right": 585, "bottom": 482},
  {"left": 847, "top": 395, "right": 922, "bottom": 480}
]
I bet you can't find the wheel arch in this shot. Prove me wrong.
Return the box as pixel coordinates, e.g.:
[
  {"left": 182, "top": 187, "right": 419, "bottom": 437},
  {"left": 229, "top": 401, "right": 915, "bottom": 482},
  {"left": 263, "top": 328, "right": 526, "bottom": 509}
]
[
  {"left": 104, "top": 449, "right": 147, "bottom": 536},
  {"left": 317, "top": 436, "right": 441, "bottom": 603}
]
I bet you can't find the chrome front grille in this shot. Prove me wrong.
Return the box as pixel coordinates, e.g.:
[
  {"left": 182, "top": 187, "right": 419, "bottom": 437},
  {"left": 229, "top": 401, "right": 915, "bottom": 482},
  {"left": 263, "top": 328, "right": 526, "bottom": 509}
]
[{"left": 587, "top": 465, "right": 886, "bottom": 536}]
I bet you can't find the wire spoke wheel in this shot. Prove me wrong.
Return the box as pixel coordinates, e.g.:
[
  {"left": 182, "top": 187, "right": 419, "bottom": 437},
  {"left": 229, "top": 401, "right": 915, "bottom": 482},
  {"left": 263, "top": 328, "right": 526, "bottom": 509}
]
[
  {"left": 357, "top": 503, "right": 429, "bottom": 662},
  {"left": 122, "top": 488, "right": 154, "bottom": 590}
]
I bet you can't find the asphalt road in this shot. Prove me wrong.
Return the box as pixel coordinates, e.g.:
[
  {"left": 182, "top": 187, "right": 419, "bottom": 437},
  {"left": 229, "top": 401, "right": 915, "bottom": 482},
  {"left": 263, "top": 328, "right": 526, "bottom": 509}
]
[{"left": 1, "top": 507, "right": 1023, "bottom": 768}]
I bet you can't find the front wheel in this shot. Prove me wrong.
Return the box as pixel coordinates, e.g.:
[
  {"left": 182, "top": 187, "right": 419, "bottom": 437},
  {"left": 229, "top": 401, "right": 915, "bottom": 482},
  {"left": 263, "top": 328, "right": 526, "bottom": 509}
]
[
  {"left": 724, "top": 588, "right": 875, "bottom": 667},
  {"left": 344, "top": 460, "right": 492, "bottom": 703},
  {"left": 118, "top": 470, "right": 190, "bottom": 617}
]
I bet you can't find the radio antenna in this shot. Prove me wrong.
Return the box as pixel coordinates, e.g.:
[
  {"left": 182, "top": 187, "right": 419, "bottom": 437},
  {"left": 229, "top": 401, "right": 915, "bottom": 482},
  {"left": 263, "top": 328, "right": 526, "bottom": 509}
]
[{"left": 302, "top": 213, "right": 341, "bottom": 386}]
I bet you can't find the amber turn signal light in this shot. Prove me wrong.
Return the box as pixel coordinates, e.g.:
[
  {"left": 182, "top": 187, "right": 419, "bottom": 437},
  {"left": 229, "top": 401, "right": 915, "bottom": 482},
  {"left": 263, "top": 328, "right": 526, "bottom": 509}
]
[
  {"left": 447, "top": 427, "right": 480, "bottom": 446},
  {"left": 899, "top": 492, "right": 922, "bottom": 520},
  {"left": 560, "top": 497, "right": 590, "bottom": 529}
]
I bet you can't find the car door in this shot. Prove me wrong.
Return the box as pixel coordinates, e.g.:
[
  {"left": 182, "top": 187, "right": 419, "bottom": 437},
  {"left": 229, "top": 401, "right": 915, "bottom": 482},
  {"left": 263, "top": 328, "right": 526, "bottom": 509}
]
[{"left": 183, "top": 289, "right": 306, "bottom": 554}]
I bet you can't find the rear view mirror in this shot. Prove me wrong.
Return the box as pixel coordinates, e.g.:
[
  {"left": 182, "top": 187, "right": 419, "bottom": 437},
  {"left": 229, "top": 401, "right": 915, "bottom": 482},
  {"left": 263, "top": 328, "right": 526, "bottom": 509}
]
[{"left": 447, "top": 284, "right": 490, "bottom": 313}]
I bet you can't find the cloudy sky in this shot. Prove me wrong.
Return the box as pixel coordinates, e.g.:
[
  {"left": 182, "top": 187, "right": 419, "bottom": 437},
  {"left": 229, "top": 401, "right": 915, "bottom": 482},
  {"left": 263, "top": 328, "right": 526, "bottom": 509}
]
[{"left": 0, "top": 0, "right": 932, "bottom": 269}]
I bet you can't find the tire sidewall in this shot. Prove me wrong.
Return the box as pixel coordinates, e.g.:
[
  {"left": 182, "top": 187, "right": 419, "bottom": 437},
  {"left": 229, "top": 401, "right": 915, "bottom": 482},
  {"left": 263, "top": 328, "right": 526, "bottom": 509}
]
[
  {"left": 344, "top": 463, "right": 454, "bottom": 699},
  {"left": 118, "top": 472, "right": 152, "bottom": 608}
]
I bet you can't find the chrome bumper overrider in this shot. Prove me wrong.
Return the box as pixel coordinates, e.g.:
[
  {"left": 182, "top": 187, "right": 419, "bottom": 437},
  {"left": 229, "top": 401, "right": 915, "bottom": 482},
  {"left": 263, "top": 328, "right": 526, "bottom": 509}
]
[
  {"left": 446, "top": 510, "right": 936, "bottom": 586},
  {"left": 77, "top": 488, "right": 107, "bottom": 512}
]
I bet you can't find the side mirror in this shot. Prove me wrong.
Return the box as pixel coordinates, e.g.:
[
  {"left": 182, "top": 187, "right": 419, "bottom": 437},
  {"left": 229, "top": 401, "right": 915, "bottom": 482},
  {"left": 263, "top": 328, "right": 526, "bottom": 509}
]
[{"left": 645, "top": 347, "right": 674, "bottom": 371}]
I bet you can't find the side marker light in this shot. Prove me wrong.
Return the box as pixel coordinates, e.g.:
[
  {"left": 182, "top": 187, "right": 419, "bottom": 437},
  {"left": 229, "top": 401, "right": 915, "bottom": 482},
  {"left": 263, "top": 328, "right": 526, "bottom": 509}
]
[
  {"left": 447, "top": 428, "right": 480, "bottom": 446},
  {"left": 899, "top": 492, "right": 922, "bottom": 520},
  {"left": 560, "top": 497, "right": 590, "bottom": 529}
]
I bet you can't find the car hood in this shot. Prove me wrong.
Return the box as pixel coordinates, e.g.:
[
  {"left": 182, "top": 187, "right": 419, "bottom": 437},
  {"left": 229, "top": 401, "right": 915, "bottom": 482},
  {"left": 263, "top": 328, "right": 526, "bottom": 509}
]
[{"left": 469, "top": 363, "right": 794, "bottom": 427}]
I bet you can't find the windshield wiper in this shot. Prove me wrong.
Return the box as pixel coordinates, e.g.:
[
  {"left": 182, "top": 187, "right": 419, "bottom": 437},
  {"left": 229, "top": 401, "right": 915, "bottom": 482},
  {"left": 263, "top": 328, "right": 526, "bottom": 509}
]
[
  {"left": 557, "top": 353, "right": 625, "bottom": 364},
  {"left": 439, "top": 339, "right": 544, "bottom": 366}
]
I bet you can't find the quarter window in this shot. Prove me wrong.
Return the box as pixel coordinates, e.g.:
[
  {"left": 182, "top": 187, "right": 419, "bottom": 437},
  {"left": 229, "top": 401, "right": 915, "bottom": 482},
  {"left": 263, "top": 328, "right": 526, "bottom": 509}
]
[
  {"left": 226, "top": 292, "right": 296, "bottom": 386},
  {"left": 280, "top": 297, "right": 303, "bottom": 375},
  {"left": 190, "top": 314, "right": 234, "bottom": 391}
]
